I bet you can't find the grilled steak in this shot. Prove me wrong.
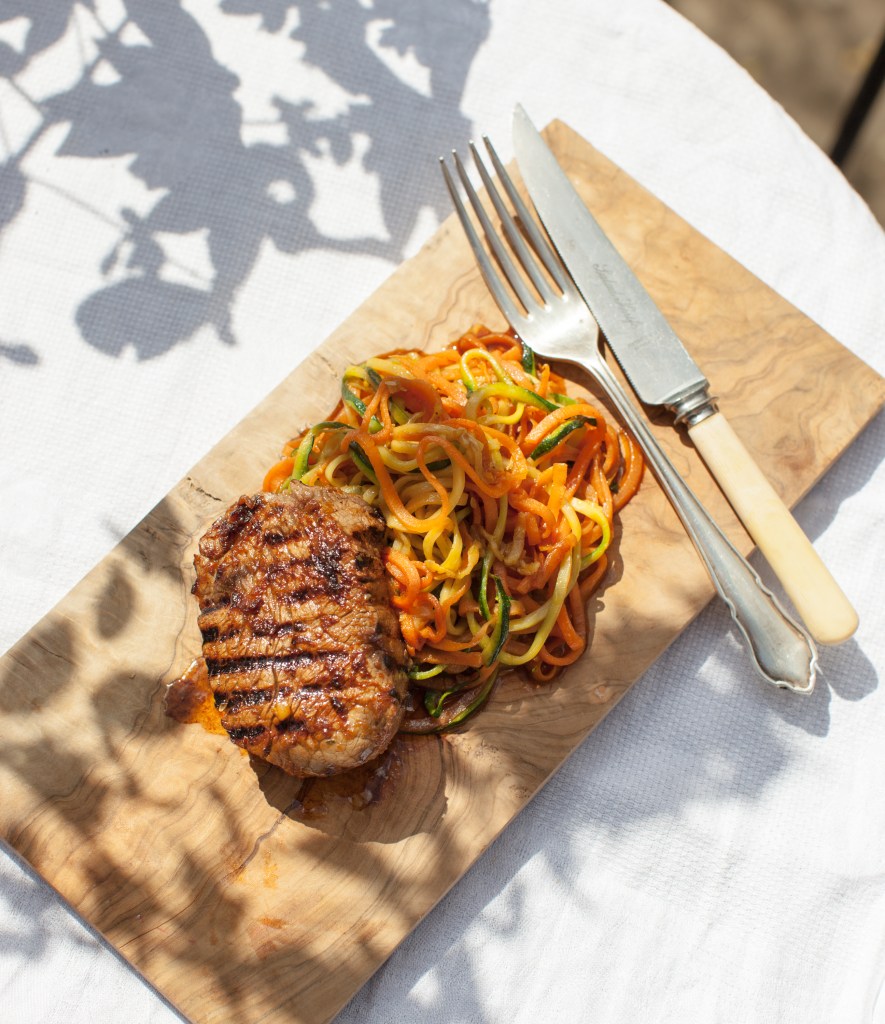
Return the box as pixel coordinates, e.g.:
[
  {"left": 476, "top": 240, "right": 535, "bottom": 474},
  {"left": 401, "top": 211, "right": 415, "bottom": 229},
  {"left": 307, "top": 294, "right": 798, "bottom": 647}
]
[{"left": 192, "top": 485, "right": 408, "bottom": 777}]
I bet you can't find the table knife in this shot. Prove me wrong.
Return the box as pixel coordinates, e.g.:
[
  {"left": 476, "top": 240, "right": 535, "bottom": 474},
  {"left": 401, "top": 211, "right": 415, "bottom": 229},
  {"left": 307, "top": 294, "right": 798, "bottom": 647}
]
[{"left": 512, "top": 104, "right": 857, "bottom": 645}]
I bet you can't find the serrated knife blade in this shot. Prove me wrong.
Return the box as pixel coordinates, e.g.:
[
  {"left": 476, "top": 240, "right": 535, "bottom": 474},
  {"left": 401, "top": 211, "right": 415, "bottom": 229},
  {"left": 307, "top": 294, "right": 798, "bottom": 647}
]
[{"left": 512, "top": 104, "right": 710, "bottom": 420}]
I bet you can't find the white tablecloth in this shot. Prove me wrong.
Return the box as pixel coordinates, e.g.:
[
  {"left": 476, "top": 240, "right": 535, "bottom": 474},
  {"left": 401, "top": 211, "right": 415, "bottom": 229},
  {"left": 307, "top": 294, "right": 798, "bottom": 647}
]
[{"left": 2, "top": 1, "right": 884, "bottom": 1022}]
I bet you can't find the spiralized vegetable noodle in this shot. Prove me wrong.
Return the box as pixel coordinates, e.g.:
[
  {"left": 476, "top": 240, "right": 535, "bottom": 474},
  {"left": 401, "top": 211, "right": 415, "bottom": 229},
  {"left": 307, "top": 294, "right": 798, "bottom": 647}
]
[{"left": 263, "top": 326, "right": 643, "bottom": 732}]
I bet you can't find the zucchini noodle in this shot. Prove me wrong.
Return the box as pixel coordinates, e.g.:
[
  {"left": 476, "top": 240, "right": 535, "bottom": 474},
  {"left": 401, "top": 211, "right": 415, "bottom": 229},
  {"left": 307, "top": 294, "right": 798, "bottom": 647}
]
[{"left": 263, "top": 325, "right": 644, "bottom": 732}]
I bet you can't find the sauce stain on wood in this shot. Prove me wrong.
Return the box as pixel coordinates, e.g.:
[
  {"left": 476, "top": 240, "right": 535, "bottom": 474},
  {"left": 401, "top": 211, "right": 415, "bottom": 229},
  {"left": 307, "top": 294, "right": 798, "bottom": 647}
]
[
  {"left": 287, "top": 738, "right": 404, "bottom": 820},
  {"left": 163, "top": 658, "right": 226, "bottom": 735}
]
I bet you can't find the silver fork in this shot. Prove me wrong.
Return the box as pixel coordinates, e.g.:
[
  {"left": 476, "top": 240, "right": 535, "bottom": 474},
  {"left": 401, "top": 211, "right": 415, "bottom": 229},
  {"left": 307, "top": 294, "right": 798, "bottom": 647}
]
[{"left": 441, "top": 138, "right": 817, "bottom": 694}]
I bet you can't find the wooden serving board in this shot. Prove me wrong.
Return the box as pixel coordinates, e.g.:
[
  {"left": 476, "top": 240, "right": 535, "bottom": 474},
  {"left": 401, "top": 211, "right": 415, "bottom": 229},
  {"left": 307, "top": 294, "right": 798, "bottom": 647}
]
[{"left": 1, "top": 121, "right": 883, "bottom": 1024}]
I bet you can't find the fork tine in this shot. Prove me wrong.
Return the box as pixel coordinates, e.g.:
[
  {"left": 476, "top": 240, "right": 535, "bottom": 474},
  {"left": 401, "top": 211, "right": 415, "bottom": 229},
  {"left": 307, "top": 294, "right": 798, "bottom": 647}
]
[
  {"left": 481, "top": 135, "right": 572, "bottom": 295},
  {"left": 468, "top": 141, "right": 558, "bottom": 305},
  {"left": 439, "top": 155, "right": 526, "bottom": 329},
  {"left": 450, "top": 149, "right": 540, "bottom": 315}
]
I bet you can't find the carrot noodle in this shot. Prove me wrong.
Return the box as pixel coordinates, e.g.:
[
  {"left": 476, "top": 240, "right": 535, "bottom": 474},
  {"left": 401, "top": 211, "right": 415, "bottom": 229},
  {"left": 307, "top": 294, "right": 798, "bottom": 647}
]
[
  {"left": 263, "top": 457, "right": 295, "bottom": 493},
  {"left": 265, "top": 325, "right": 644, "bottom": 728}
]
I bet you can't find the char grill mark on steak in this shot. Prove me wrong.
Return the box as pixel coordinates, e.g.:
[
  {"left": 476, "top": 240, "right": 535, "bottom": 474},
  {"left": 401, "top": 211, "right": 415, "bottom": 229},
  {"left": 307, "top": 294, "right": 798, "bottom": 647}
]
[
  {"left": 192, "top": 485, "right": 408, "bottom": 778},
  {"left": 205, "top": 649, "right": 355, "bottom": 677},
  {"left": 214, "top": 685, "right": 293, "bottom": 713}
]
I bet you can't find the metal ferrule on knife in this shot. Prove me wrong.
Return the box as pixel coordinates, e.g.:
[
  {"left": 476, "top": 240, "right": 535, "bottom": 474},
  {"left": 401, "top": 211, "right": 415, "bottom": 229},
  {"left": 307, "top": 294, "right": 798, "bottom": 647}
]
[{"left": 667, "top": 384, "right": 718, "bottom": 428}]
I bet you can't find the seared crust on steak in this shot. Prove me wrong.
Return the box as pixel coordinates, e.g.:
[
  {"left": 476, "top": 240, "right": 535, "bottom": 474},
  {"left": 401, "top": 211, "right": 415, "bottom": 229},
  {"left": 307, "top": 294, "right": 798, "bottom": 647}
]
[{"left": 192, "top": 484, "right": 408, "bottom": 777}]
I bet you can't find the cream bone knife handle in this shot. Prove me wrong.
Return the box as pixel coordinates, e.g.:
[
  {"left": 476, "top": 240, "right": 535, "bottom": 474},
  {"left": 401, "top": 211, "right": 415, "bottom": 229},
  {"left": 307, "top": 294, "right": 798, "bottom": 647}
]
[
  {"left": 507, "top": 106, "right": 849, "bottom": 647},
  {"left": 512, "top": 105, "right": 852, "bottom": 647},
  {"left": 688, "top": 410, "right": 858, "bottom": 645},
  {"left": 578, "top": 355, "right": 817, "bottom": 693}
]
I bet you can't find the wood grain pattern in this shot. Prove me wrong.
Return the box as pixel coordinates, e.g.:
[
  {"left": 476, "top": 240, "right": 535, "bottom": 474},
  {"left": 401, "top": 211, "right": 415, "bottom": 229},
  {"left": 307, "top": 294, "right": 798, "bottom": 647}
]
[{"left": 1, "top": 121, "right": 883, "bottom": 1024}]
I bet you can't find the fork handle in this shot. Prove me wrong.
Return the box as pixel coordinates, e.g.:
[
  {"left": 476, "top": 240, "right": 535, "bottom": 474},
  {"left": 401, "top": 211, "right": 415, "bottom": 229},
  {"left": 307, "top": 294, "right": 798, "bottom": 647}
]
[
  {"left": 581, "top": 355, "right": 817, "bottom": 692},
  {"left": 689, "top": 411, "right": 857, "bottom": 645}
]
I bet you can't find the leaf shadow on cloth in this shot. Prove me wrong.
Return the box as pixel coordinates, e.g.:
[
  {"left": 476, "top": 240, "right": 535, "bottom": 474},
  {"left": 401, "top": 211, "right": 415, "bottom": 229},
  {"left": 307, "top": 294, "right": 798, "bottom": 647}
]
[
  {"left": 1, "top": 0, "right": 490, "bottom": 361},
  {"left": 0, "top": 340, "right": 39, "bottom": 366}
]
